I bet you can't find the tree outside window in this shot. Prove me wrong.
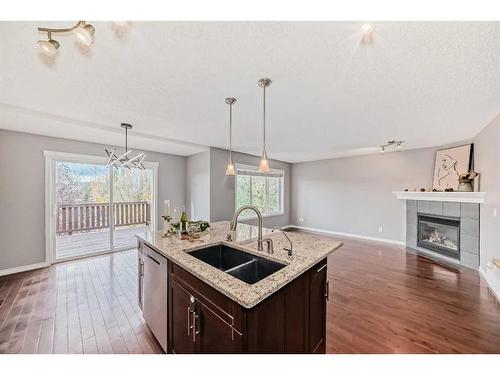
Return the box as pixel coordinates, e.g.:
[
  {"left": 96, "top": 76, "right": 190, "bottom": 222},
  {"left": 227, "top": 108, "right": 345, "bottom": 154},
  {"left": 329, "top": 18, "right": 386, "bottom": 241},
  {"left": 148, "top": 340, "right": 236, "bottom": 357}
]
[{"left": 235, "top": 166, "right": 283, "bottom": 218}]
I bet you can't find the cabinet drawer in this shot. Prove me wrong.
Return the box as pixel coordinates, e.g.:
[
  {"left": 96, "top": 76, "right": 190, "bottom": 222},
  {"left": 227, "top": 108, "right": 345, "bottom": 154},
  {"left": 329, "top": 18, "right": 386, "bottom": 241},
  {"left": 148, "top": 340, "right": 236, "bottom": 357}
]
[{"left": 171, "top": 263, "right": 244, "bottom": 332}]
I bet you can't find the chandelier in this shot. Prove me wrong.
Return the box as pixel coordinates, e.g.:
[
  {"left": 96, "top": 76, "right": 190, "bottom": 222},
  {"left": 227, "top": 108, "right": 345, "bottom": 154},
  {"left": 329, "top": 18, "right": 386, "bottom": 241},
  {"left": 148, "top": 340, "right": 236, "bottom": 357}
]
[{"left": 105, "top": 123, "right": 146, "bottom": 170}]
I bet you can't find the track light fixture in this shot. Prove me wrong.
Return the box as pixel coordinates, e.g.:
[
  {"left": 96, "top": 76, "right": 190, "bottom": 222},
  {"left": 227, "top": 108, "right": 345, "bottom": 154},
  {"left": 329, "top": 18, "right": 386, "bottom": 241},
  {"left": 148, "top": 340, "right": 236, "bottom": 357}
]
[
  {"left": 105, "top": 123, "right": 146, "bottom": 170},
  {"left": 37, "top": 21, "right": 95, "bottom": 56},
  {"left": 379, "top": 140, "right": 405, "bottom": 153}
]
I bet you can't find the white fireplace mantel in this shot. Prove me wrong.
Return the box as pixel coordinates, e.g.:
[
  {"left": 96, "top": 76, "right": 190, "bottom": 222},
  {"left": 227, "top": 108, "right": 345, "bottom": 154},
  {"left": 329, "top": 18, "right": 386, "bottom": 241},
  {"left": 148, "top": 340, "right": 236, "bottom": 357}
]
[{"left": 393, "top": 191, "right": 485, "bottom": 204}]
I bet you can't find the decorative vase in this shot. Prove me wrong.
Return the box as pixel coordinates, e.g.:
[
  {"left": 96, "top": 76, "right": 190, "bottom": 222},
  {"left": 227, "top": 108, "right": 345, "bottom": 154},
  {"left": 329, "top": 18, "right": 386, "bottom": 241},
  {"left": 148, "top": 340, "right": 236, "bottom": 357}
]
[{"left": 457, "top": 181, "right": 473, "bottom": 192}]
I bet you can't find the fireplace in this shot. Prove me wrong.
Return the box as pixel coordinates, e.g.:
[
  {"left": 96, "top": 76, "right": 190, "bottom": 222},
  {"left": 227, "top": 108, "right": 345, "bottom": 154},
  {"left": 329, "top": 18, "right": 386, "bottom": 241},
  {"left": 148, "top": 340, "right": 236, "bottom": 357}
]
[
  {"left": 417, "top": 215, "right": 460, "bottom": 260},
  {"left": 403, "top": 199, "right": 480, "bottom": 269}
]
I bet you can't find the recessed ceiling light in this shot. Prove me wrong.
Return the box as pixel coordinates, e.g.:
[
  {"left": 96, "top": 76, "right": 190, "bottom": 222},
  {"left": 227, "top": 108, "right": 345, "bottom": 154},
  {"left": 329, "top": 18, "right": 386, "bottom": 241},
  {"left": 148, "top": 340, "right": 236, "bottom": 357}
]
[
  {"left": 361, "top": 23, "right": 373, "bottom": 44},
  {"left": 111, "top": 21, "right": 132, "bottom": 39},
  {"left": 362, "top": 23, "right": 373, "bottom": 33},
  {"left": 112, "top": 21, "right": 131, "bottom": 29}
]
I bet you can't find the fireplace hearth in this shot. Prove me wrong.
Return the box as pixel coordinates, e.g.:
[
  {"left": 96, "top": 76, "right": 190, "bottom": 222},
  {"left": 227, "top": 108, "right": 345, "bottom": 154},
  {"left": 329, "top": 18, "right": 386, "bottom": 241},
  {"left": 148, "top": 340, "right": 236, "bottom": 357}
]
[{"left": 417, "top": 215, "right": 460, "bottom": 259}]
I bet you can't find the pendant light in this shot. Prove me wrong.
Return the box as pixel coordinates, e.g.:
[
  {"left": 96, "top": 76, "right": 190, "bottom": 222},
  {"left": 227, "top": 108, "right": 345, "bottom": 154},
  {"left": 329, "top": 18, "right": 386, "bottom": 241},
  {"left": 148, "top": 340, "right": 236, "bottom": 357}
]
[
  {"left": 225, "top": 97, "right": 237, "bottom": 176},
  {"left": 258, "top": 78, "right": 272, "bottom": 173},
  {"left": 105, "top": 123, "right": 146, "bottom": 170}
]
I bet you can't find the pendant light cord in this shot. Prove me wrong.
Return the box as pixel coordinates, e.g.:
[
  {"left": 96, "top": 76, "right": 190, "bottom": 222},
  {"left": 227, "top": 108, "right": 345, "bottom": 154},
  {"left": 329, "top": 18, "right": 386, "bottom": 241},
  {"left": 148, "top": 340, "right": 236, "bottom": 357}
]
[
  {"left": 125, "top": 126, "right": 128, "bottom": 152},
  {"left": 262, "top": 85, "right": 266, "bottom": 154},
  {"left": 229, "top": 102, "right": 233, "bottom": 161}
]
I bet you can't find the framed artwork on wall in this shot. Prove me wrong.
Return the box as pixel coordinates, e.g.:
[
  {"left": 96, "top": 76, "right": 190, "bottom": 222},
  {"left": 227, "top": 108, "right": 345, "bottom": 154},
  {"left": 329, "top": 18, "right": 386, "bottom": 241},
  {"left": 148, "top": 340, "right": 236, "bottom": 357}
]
[{"left": 432, "top": 144, "right": 474, "bottom": 191}]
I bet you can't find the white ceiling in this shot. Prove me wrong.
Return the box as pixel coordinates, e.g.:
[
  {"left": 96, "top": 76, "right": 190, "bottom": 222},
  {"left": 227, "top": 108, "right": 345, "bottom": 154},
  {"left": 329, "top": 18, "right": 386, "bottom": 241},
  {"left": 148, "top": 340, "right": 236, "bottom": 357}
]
[{"left": 1, "top": 21, "right": 500, "bottom": 162}]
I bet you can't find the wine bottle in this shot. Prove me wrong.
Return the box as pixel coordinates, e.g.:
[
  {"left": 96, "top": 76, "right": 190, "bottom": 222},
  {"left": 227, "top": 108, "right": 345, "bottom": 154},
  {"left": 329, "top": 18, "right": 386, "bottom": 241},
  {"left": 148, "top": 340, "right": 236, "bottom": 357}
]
[{"left": 180, "top": 208, "right": 189, "bottom": 232}]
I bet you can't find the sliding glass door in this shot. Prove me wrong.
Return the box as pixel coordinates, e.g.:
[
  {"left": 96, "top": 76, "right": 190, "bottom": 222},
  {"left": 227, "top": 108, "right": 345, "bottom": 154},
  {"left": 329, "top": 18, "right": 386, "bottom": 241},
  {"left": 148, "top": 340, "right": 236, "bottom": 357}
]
[
  {"left": 112, "top": 167, "right": 154, "bottom": 250},
  {"left": 55, "top": 161, "right": 111, "bottom": 260},
  {"left": 46, "top": 152, "right": 157, "bottom": 262}
]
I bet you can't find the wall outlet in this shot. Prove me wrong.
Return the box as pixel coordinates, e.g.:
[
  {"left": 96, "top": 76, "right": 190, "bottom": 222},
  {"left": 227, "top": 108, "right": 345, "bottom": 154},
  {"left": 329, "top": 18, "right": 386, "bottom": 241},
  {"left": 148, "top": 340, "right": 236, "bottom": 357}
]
[
  {"left": 378, "top": 226, "right": 383, "bottom": 233},
  {"left": 494, "top": 208, "right": 497, "bottom": 217},
  {"left": 299, "top": 217, "right": 304, "bottom": 223}
]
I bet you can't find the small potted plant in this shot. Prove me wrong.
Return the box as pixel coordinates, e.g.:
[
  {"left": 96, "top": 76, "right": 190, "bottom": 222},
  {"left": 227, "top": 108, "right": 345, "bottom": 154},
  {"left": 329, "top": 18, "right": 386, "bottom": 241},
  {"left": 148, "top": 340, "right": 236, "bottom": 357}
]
[{"left": 457, "top": 171, "right": 479, "bottom": 192}]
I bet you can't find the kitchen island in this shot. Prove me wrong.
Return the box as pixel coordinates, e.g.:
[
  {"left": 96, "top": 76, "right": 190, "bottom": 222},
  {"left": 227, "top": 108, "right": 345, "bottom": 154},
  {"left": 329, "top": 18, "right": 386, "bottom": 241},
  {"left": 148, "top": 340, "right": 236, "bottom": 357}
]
[{"left": 136, "top": 221, "right": 342, "bottom": 354}]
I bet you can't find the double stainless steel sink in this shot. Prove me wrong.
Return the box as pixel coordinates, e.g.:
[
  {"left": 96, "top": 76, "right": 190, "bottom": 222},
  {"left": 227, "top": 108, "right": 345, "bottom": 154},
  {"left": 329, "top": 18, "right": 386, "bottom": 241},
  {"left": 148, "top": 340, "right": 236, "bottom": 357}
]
[{"left": 187, "top": 244, "right": 286, "bottom": 284}]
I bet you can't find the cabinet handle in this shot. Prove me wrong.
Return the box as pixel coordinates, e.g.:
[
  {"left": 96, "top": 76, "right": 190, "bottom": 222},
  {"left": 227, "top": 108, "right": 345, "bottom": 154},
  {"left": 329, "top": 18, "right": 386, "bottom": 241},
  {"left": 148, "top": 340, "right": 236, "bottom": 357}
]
[
  {"left": 192, "top": 312, "right": 200, "bottom": 343},
  {"left": 316, "top": 263, "right": 327, "bottom": 273},
  {"left": 187, "top": 307, "right": 193, "bottom": 337},
  {"left": 325, "top": 280, "right": 330, "bottom": 301},
  {"left": 194, "top": 313, "right": 200, "bottom": 335},
  {"left": 146, "top": 253, "right": 160, "bottom": 265}
]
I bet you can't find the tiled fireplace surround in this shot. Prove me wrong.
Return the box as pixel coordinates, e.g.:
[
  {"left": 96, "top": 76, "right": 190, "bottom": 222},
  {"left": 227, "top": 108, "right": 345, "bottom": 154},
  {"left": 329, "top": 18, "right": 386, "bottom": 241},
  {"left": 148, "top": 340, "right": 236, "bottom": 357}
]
[{"left": 406, "top": 200, "right": 480, "bottom": 269}]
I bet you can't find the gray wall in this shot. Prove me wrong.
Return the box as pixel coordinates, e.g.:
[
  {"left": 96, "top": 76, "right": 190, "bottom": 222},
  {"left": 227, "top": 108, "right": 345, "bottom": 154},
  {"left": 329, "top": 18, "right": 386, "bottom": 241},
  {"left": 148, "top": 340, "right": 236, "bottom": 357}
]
[
  {"left": 0, "top": 129, "right": 186, "bottom": 271},
  {"left": 4, "top": 123, "right": 497, "bottom": 282},
  {"left": 474, "top": 114, "right": 500, "bottom": 292},
  {"left": 291, "top": 147, "right": 439, "bottom": 242},
  {"left": 209, "top": 148, "right": 291, "bottom": 228},
  {"left": 185, "top": 151, "right": 210, "bottom": 221}
]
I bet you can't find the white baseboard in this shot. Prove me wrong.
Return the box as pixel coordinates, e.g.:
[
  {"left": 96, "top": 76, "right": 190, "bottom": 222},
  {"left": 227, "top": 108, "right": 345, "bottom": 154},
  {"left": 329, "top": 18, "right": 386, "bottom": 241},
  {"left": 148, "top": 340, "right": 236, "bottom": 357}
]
[
  {"left": 479, "top": 266, "right": 500, "bottom": 302},
  {"left": 287, "top": 225, "right": 405, "bottom": 246},
  {"left": 0, "top": 261, "right": 50, "bottom": 277}
]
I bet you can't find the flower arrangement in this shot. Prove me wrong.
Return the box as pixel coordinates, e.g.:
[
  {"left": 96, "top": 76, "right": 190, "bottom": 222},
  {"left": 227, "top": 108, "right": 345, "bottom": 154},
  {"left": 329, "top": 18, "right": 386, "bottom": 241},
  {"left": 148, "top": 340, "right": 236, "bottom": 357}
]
[{"left": 458, "top": 170, "right": 479, "bottom": 183}]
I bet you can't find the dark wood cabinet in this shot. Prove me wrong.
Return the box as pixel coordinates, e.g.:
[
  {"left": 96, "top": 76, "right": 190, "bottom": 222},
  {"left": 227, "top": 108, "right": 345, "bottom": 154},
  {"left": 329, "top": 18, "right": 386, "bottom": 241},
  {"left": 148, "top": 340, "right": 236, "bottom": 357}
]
[
  {"left": 170, "top": 277, "right": 244, "bottom": 354},
  {"left": 284, "top": 269, "right": 310, "bottom": 353},
  {"left": 309, "top": 259, "right": 328, "bottom": 353},
  {"left": 170, "top": 279, "right": 196, "bottom": 353},
  {"left": 167, "top": 257, "right": 329, "bottom": 354},
  {"left": 140, "top": 238, "right": 329, "bottom": 354},
  {"left": 195, "top": 299, "right": 244, "bottom": 353}
]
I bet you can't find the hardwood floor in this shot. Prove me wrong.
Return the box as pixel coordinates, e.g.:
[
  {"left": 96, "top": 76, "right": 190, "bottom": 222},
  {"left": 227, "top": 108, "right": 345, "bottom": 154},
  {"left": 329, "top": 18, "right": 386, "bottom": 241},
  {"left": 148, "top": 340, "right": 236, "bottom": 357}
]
[
  {"left": 0, "top": 250, "right": 162, "bottom": 354},
  {"left": 326, "top": 236, "right": 500, "bottom": 353},
  {"left": 1, "top": 236, "right": 499, "bottom": 354}
]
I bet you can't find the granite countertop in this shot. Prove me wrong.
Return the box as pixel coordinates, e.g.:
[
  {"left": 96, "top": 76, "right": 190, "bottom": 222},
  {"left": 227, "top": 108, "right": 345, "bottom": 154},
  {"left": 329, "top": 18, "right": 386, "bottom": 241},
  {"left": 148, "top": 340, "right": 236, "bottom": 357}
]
[{"left": 136, "top": 221, "right": 342, "bottom": 308}]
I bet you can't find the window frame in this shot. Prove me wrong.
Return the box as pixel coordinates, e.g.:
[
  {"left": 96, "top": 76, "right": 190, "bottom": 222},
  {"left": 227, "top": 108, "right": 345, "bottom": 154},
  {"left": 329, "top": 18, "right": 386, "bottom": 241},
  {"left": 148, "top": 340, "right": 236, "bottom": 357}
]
[{"left": 234, "top": 163, "right": 285, "bottom": 220}]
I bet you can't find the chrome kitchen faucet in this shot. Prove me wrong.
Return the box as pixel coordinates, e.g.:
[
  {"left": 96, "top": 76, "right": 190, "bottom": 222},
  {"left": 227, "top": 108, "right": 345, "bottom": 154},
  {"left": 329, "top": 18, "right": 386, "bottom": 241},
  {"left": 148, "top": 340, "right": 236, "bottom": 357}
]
[{"left": 230, "top": 205, "right": 273, "bottom": 253}]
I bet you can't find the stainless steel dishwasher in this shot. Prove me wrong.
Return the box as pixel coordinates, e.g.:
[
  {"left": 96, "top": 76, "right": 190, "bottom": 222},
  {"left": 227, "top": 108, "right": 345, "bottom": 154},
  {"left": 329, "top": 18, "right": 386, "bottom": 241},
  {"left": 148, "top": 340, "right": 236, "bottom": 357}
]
[{"left": 143, "top": 244, "right": 168, "bottom": 352}]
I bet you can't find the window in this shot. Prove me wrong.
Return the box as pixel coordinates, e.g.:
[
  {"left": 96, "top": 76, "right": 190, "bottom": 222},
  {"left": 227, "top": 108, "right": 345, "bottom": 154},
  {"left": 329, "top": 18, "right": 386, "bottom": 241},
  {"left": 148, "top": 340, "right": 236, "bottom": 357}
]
[{"left": 235, "top": 164, "right": 284, "bottom": 218}]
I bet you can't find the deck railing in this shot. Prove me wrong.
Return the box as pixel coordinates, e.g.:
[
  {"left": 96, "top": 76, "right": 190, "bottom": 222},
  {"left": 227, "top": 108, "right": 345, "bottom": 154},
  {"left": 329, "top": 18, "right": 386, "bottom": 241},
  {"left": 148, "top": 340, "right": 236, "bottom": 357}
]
[{"left": 56, "top": 201, "right": 151, "bottom": 235}]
